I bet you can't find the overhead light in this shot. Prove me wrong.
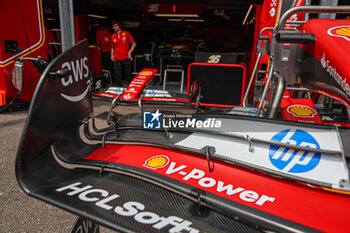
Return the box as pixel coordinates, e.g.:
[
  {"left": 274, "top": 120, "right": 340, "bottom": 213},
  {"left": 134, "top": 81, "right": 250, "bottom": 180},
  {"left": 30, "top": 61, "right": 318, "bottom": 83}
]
[
  {"left": 168, "top": 18, "right": 204, "bottom": 22},
  {"left": 155, "top": 14, "right": 199, "bottom": 18},
  {"left": 242, "top": 5, "right": 254, "bottom": 25},
  {"left": 185, "top": 19, "right": 204, "bottom": 22},
  {"left": 124, "top": 21, "right": 140, "bottom": 27},
  {"left": 88, "top": 14, "right": 107, "bottom": 19},
  {"left": 168, "top": 19, "right": 182, "bottom": 22}
]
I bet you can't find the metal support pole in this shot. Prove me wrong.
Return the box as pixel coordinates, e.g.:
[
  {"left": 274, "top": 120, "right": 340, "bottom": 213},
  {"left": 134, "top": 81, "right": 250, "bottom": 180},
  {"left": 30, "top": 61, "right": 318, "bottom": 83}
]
[
  {"left": 180, "top": 70, "right": 184, "bottom": 93},
  {"left": 276, "top": 6, "right": 350, "bottom": 32},
  {"left": 256, "top": 63, "right": 274, "bottom": 117},
  {"left": 347, "top": 108, "right": 350, "bottom": 122},
  {"left": 243, "top": 27, "right": 274, "bottom": 107},
  {"left": 159, "top": 57, "right": 163, "bottom": 83},
  {"left": 243, "top": 52, "right": 261, "bottom": 107},
  {"left": 267, "top": 72, "right": 286, "bottom": 119},
  {"left": 163, "top": 69, "right": 168, "bottom": 90},
  {"left": 58, "top": 0, "right": 75, "bottom": 52},
  {"left": 319, "top": 0, "right": 338, "bottom": 19}
]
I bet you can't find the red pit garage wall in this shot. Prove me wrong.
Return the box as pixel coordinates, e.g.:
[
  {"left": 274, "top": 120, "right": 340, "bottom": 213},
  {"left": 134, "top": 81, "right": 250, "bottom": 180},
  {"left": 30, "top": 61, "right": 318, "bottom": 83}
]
[{"left": 0, "top": 0, "right": 47, "bottom": 105}]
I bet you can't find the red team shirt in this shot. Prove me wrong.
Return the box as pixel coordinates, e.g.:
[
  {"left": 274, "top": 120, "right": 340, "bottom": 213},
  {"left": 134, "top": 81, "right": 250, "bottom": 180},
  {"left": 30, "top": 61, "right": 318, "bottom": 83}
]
[
  {"left": 96, "top": 28, "right": 112, "bottom": 52},
  {"left": 111, "top": 30, "right": 135, "bottom": 61}
]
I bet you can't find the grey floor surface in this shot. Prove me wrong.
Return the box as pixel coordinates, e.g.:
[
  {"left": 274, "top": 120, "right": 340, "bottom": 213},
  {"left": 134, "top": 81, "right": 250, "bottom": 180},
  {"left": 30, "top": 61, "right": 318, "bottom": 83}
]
[{"left": 0, "top": 100, "right": 114, "bottom": 233}]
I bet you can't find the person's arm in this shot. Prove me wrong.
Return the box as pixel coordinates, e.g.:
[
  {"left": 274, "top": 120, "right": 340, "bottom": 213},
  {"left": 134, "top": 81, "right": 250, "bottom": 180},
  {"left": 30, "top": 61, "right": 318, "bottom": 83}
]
[
  {"left": 128, "top": 42, "right": 136, "bottom": 61},
  {"left": 110, "top": 34, "right": 115, "bottom": 61},
  {"left": 111, "top": 48, "right": 115, "bottom": 61}
]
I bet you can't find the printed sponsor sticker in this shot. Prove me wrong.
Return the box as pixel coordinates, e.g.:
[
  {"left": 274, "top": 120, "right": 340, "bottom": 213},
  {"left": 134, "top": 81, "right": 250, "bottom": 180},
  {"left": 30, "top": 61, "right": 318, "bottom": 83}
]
[
  {"left": 287, "top": 105, "right": 317, "bottom": 118},
  {"left": 328, "top": 25, "right": 350, "bottom": 41},
  {"left": 269, "top": 129, "right": 321, "bottom": 173},
  {"left": 143, "top": 155, "right": 169, "bottom": 169}
]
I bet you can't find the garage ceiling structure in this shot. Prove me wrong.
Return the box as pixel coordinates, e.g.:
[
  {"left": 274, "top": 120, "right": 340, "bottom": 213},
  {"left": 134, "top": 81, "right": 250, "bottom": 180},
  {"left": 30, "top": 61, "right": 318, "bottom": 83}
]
[
  {"left": 42, "top": 0, "right": 261, "bottom": 52},
  {"left": 93, "top": 0, "right": 256, "bottom": 23},
  {"left": 44, "top": 0, "right": 259, "bottom": 25}
]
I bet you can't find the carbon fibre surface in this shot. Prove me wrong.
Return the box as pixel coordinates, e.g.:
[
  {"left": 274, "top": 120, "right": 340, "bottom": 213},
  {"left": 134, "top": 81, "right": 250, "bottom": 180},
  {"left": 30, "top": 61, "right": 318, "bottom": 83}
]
[
  {"left": 32, "top": 164, "right": 262, "bottom": 233},
  {"left": 16, "top": 39, "right": 349, "bottom": 233}
]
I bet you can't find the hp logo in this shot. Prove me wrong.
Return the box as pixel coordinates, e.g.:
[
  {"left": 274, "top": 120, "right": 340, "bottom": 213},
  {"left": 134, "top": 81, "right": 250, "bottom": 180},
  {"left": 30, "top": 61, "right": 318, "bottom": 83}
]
[{"left": 269, "top": 129, "right": 321, "bottom": 173}]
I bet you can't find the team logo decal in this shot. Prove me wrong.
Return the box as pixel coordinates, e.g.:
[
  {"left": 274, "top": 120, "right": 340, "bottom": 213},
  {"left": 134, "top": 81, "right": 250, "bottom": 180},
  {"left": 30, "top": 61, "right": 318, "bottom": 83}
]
[
  {"left": 147, "top": 90, "right": 156, "bottom": 97},
  {"left": 320, "top": 52, "right": 350, "bottom": 97},
  {"left": 287, "top": 105, "right": 317, "bottom": 118},
  {"left": 140, "top": 71, "right": 152, "bottom": 76},
  {"left": 141, "top": 156, "right": 276, "bottom": 206},
  {"left": 56, "top": 182, "right": 199, "bottom": 232},
  {"left": 60, "top": 57, "right": 90, "bottom": 102},
  {"left": 269, "top": 0, "right": 277, "bottom": 17},
  {"left": 269, "top": 129, "right": 321, "bottom": 173},
  {"left": 123, "top": 93, "right": 131, "bottom": 100},
  {"left": 143, "top": 155, "right": 169, "bottom": 169},
  {"left": 328, "top": 25, "right": 350, "bottom": 41}
]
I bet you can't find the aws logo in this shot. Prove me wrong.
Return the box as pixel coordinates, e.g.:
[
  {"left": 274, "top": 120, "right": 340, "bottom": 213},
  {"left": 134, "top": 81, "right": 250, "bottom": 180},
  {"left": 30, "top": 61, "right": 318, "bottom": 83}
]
[
  {"left": 328, "top": 25, "right": 350, "bottom": 41},
  {"left": 269, "top": 129, "right": 321, "bottom": 173},
  {"left": 60, "top": 57, "right": 90, "bottom": 102}
]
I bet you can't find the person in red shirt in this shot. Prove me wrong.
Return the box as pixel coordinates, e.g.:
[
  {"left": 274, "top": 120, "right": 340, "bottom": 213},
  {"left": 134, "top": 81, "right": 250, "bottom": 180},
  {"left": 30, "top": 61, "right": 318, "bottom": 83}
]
[
  {"left": 96, "top": 25, "right": 113, "bottom": 78},
  {"left": 110, "top": 20, "right": 136, "bottom": 86}
]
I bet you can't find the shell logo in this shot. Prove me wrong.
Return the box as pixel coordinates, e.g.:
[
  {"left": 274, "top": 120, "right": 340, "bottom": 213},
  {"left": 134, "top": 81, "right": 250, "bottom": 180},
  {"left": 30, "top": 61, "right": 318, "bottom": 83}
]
[
  {"left": 143, "top": 155, "right": 169, "bottom": 170},
  {"left": 287, "top": 105, "right": 317, "bottom": 118},
  {"left": 328, "top": 25, "right": 350, "bottom": 41},
  {"left": 140, "top": 71, "right": 152, "bottom": 76}
]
